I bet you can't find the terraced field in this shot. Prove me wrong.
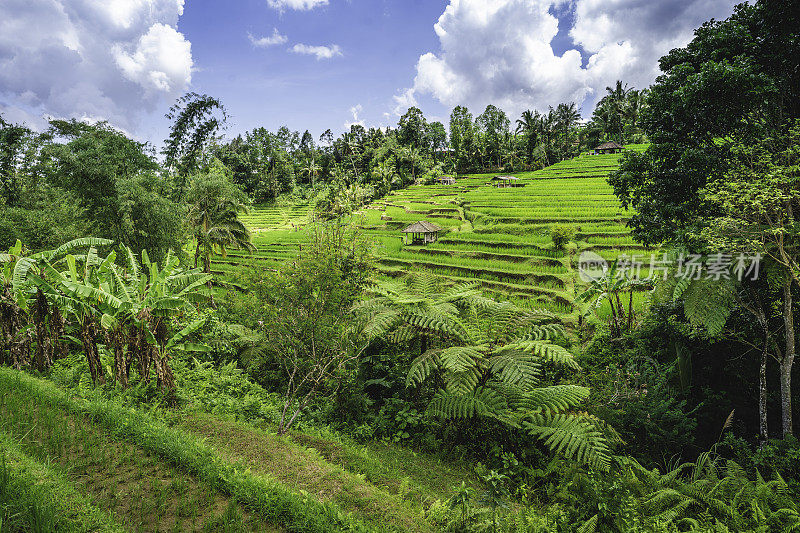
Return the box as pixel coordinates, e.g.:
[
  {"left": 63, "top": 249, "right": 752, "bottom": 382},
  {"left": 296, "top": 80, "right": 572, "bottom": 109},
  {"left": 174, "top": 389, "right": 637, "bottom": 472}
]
[
  {"left": 213, "top": 203, "right": 314, "bottom": 275},
  {"left": 214, "top": 145, "right": 651, "bottom": 322}
]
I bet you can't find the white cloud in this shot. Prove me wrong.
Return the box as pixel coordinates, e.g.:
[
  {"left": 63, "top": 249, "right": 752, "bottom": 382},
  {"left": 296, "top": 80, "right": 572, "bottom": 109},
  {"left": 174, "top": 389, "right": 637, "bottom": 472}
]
[
  {"left": 392, "top": 88, "right": 418, "bottom": 116},
  {"left": 403, "top": 0, "right": 738, "bottom": 119},
  {"left": 248, "top": 28, "right": 288, "bottom": 47},
  {"left": 113, "top": 23, "right": 192, "bottom": 93},
  {"left": 0, "top": 0, "right": 192, "bottom": 131},
  {"left": 290, "top": 43, "right": 342, "bottom": 60},
  {"left": 267, "top": 0, "right": 328, "bottom": 12},
  {"left": 344, "top": 103, "right": 364, "bottom": 129}
]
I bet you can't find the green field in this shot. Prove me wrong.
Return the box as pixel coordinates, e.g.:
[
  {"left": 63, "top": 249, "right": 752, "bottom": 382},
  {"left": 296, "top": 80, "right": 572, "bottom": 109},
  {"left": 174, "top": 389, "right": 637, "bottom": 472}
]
[{"left": 214, "top": 145, "right": 651, "bottom": 322}]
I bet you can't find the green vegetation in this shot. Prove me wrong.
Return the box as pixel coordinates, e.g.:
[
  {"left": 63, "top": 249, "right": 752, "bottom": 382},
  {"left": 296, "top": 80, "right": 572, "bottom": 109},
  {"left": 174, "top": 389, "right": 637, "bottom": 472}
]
[{"left": 1, "top": 1, "right": 799, "bottom": 531}]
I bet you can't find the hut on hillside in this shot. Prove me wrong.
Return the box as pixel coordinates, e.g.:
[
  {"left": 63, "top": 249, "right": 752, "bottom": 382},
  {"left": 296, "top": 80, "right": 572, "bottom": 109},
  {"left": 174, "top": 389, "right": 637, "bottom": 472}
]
[
  {"left": 402, "top": 221, "right": 443, "bottom": 245},
  {"left": 593, "top": 141, "right": 624, "bottom": 154},
  {"left": 491, "top": 175, "right": 524, "bottom": 188},
  {"left": 437, "top": 176, "right": 457, "bottom": 185}
]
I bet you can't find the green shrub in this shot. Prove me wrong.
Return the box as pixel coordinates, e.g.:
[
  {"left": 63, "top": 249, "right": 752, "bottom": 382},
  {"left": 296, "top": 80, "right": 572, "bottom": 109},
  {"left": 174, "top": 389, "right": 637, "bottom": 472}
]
[{"left": 549, "top": 225, "right": 575, "bottom": 249}]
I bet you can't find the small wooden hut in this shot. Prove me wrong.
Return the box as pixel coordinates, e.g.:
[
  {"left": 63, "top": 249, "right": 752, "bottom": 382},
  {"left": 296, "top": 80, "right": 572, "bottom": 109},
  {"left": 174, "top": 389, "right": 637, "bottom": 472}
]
[
  {"left": 593, "top": 141, "right": 624, "bottom": 154},
  {"left": 436, "top": 176, "right": 456, "bottom": 185},
  {"left": 402, "top": 221, "right": 443, "bottom": 245},
  {"left": 491, "top": 175, "right": 523, "bottom": 188}
]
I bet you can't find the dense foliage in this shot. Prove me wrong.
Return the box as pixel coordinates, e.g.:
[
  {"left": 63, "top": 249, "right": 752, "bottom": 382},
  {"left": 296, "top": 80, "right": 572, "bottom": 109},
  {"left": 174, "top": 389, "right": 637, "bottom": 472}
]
[{"left": 0, "top": 1, "right": 798, "bottom": 530}]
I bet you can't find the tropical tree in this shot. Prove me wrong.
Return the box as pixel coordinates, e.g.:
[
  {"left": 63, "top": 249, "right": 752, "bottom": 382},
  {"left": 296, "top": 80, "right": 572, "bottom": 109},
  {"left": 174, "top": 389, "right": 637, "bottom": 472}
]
[
  {"left": 515, "top": 110, "right": 541, "bottom": 167},
  {"left": 186, "top": 161, "right": 255, "bottom": 274},
  {"left": 356, "top": 273, "right": 611, "bottom": 470},
  {"left": 163, "top": 92, "right": 228, "bottom": 198},
  {"left": 577, "top": 260, "right": 652, "bottom": 337},
  {"left": 300, "top": 158, "right": 322, "bottom": 187},
  {"left": 7, "top": 238, "right": 212, "bottom": 389}
]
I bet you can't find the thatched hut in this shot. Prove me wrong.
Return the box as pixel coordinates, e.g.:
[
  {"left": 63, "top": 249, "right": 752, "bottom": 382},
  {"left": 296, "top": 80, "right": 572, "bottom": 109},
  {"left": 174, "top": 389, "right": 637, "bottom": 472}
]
[
  {"left": 402, "top": 221, "right": 443, "bottom": 245},
  {"left": 491, "top": 175, "right": 523, "bottom": 188},
  {"left": 593, "top": 141, "right": 624, "bottom": 154}
]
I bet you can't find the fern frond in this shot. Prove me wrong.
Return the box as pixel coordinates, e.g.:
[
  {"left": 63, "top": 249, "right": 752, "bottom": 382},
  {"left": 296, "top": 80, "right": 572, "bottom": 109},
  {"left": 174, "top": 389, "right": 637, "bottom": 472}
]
[
  {"left": 515, "top": 385, "right": 591, "bottom": 413},
  {"left": 576, "top": 514, "right": 598, "bottom": 533},
  {"left": 406, "top": 349, "right": 442, "bottom": 387},
  {"left": 682, "top": 277, "right": 736, "bottom": 336},
  {"left": 498, "top": 340, "right": 580, "bottom": 369},
  {"left": 426, "top": 389, "right": 507, "bottom": 420},
  {"left": 487, "top": 354, "right": 540, "bottom": 388},
  {"left": 524, "top": 412, "right": 611, "bottom": 471}
]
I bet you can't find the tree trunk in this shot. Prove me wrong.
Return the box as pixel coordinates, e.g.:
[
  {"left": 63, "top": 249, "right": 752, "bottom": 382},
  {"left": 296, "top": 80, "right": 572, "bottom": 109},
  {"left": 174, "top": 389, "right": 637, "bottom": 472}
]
[
  {"left": 33, "top": 289, "right": 52, "bottom": 372},
  {"left": 780, "top": 275, "right": 795, "bottom": 437},
  {"left": 50, "top": 306, "right": 67, "bottom": 361},
  {"left": 107, "top": 331, "right": 128, "bottom": 388},
  {"left": 80, "top": 319, "right": 105, "bottom": 385},
  {"left": 759, "top": 331, "right": 769, "bottom": 445}
]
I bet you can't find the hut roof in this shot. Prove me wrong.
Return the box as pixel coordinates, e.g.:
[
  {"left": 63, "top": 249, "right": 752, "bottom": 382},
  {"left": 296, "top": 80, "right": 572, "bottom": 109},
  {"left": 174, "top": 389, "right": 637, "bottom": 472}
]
[
  {"left": 492, "top": 175, "right": 519, "bottom": 181},
  {"left": 402, "top": 221, "right": 443, "bottom": 233},
  {"left": 594, "top": 141, "right": 624, "bottom": 150}
]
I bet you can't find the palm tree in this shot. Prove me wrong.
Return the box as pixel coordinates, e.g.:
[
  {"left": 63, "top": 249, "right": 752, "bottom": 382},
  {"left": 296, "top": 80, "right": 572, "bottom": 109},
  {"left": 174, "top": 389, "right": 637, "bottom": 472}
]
[
  {"left": 515, "top": 110, "right": 540, "bottom": 166},
  {"left": 554, "top": 102, "right": 581, "bottom": 158},
  {"left": 300, "top": 158, "right": 321, "bottom": 187},
  {"left": 186, "top": 165, "right": 256, "bottom": 274},
  {"left": 577, "top": 260, "right": 651, "bottom": 336},
  {"left": 604, "top": 81, "right": 631, "bottom": 144}
]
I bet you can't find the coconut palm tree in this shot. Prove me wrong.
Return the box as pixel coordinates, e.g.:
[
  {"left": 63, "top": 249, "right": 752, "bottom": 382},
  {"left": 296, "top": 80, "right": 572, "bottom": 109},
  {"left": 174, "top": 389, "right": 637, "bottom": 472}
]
[
  {"left": 186, "top": 164, "right": 256, "bottom": 274},
  {"left": 603, "top": 81, "right": 631, "bottom": 143},
  {"left": 515, "top": 110, "right": 541, "bottom": 166}
]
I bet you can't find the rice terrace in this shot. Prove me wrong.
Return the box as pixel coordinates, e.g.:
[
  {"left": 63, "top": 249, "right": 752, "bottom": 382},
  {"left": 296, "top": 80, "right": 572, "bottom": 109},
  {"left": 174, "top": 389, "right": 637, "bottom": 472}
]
[{"left": 1, "top": 0, "right": 799, "bottom": 532}]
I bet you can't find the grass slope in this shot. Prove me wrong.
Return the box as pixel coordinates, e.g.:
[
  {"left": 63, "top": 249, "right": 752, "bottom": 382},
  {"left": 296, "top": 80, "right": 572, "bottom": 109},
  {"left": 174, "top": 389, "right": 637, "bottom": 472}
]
[{"left": 0, "top": 368, "right": 480, "bottom": 531}]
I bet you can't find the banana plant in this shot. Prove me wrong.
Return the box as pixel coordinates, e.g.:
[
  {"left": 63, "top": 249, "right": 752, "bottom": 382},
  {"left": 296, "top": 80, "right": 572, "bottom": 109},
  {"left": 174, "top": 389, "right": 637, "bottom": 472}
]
[
  {"left": 0, "top": 240, "right": 32, "bottom": 369},
  {"left": 16, "top": 238, "right": 212, "bottom": 389}
]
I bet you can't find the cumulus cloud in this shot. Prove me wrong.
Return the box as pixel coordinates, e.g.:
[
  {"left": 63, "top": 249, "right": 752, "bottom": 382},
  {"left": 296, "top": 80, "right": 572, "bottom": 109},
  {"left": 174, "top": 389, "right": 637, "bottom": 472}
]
[
  {"left": 248, "top": 28, "right": 288, "bottom": 47},
  {"left": 392, "top": 88, "right": 418, "bottom": 116},
  {"left": 267, "top": 0, "right": 328, "bottom": 12},
  {"left": 0, "top": 0, "right": 192, "bottom": 131},
  {"left": 344, "top": 104, "right": 364, "bottom": 129},
  {"left": 290, "top": 43, "right": 342, "bottom": 60},
  {"left": 403, "top": 0, "right": 737, "bottom": 118}
]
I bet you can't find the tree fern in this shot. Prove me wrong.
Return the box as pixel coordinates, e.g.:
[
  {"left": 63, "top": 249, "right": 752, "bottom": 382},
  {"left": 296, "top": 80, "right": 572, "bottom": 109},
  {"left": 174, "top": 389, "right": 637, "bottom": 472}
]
[
  {"left": 513, "top": 385, "right": 590, "bottom": 412},
  {"left": 406, "top": 349, "right": 442, "bottom": 387},
  {"left": 498, "top": 340, "right": 580, "bottom": 369},
  {"left": 681, "top": 277, "right": 736, "bottom": 336},
  {"left": 426, "top": 389, "right": 507, "bottom": 420},
  {"left": 524, "top": 413, "right": 612, "bottom": 471}
]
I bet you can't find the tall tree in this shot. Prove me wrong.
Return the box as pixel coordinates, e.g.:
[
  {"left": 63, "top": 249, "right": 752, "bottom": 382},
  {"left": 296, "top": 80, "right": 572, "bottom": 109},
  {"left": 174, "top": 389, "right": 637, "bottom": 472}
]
[
  {"left": 477, "top": 105, "right": 510, "bottom": 169},
  {"left": 449, "top": 106, "right": 475, "bottom": 174},
  {"left": 186, "top": 161, "right": 255, "bottom": 275},
  {"left": 163, "top": 92, "right": 228, "bottom": 198}
]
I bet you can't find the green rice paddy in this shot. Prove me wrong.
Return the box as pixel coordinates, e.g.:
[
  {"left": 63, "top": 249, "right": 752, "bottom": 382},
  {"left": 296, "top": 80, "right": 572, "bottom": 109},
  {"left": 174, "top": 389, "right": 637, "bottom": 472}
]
[{"left": 213, "top": 145, "right": 653, "bottom": 325}]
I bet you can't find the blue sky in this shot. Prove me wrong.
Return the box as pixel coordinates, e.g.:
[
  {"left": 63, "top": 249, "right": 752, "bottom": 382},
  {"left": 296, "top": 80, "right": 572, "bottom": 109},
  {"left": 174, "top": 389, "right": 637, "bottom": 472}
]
[
  {"left": 0, "top": 0, "right": 740, "bottom": 148},
  {"left": 177, "top": 0, "right": 450, "bottom": 139}
]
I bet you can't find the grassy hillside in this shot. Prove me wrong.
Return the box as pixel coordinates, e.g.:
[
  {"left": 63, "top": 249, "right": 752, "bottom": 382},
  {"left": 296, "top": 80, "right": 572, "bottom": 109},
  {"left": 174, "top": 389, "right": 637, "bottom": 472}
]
[
  {"left": 216, "top": 145, "right": 650, "bottom": 322},
  {"left": 0, "top": 367, "right": 480, "bottom": 532}
]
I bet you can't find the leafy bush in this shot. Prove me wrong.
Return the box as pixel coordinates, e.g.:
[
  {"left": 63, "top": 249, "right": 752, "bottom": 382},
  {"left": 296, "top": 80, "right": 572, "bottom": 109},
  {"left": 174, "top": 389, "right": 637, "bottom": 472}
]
[{"left": 549, "top": 225, "right": 576, "bottom": 249}]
